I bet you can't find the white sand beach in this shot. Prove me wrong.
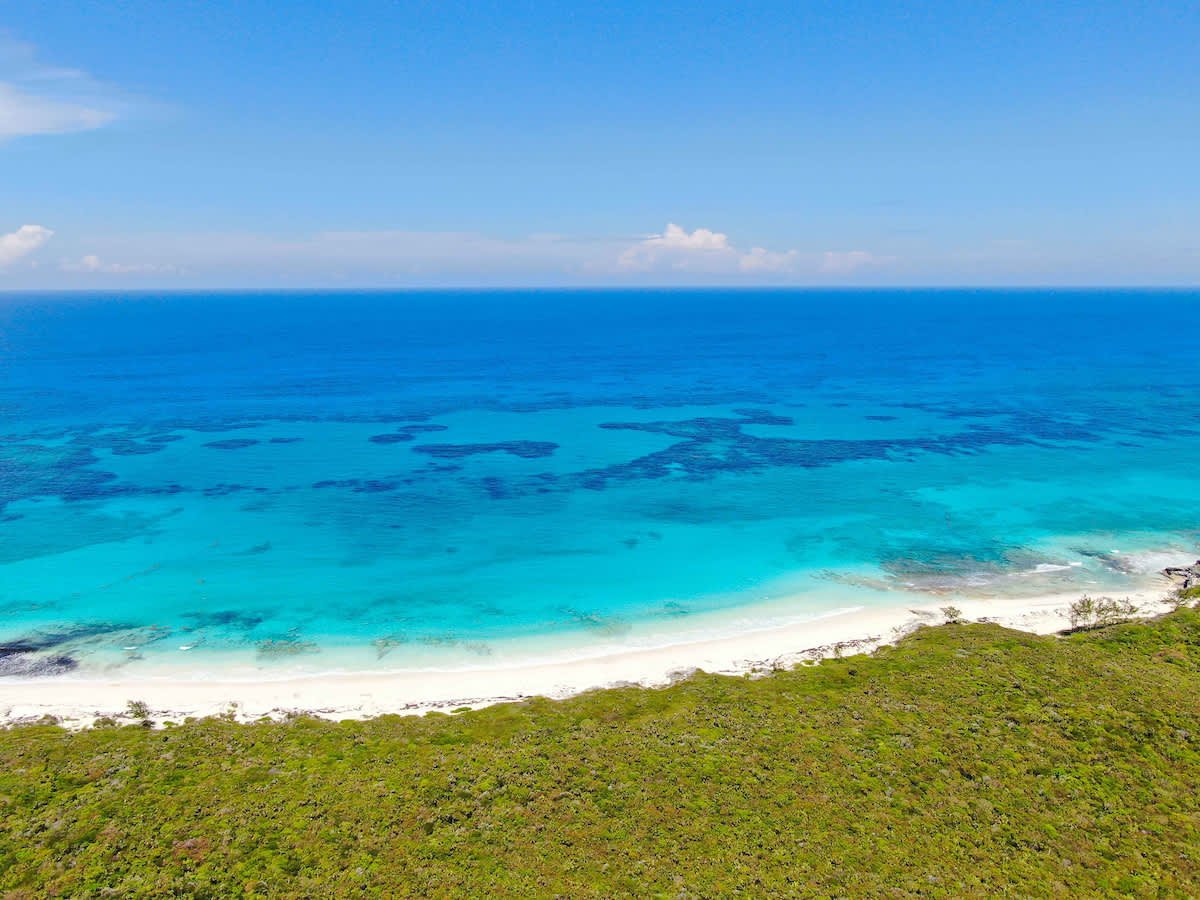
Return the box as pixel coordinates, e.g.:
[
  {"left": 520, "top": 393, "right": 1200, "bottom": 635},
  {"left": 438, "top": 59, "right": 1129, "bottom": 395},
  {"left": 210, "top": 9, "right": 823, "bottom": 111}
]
[{"left": 0, "top": 585, "right": 1176, "bottom": 729}]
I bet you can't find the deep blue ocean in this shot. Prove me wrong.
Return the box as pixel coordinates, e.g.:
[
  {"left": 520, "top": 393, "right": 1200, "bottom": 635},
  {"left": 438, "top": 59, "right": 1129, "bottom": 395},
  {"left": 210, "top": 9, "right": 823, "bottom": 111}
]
[{"left": 2, "top": 289, "right": 1198, "bottom": 678}]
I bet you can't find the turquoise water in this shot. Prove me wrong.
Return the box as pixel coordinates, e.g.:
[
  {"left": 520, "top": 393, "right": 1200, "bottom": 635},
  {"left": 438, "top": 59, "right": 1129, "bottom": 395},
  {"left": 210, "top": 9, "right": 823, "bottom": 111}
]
[{"left": 1, "top": 290, "right": 1198, "bottom": 677}]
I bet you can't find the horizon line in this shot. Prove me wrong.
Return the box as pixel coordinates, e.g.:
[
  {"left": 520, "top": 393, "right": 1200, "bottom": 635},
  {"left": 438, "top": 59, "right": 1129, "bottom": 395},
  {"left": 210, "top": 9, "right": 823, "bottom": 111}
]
[{"left": 2, "top": 284, "right": 1199, "bottom": 296}]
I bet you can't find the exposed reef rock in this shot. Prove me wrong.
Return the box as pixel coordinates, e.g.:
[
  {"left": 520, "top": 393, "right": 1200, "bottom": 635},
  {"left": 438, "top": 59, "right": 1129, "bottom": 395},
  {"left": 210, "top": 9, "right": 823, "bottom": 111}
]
[
  {"left": 256, "top": 635, "right": 320, "bottom": 657},
  {"left": 0, "top": 645, "right": 77, "bottom": 677},
  {"left": 1075, "top": 548, "right": 1142, "bottom": 575},
  {"left": 0, "top": 622, "right": 146, "bottom": 677},
  {"left": 1164, "top": 560, "right": 1200, "bottom": 590}
]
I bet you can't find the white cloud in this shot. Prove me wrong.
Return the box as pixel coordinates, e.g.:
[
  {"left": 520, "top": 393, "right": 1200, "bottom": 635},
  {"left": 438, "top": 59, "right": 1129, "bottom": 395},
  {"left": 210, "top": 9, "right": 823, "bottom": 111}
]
[
  {"left": 618, "top": 224, "right": 865, "bottom": 278},
  {"left": 618, "top": 223, "right": 812, "bottom": 276},
  {"left": 618, "top": 223, "right": 735, "bottom": 271},
  {"left": 60, "top": 254, "right": 173, "bottom": 275},
  {"left": 819, "top": 250, "right": 894, "bottom": 274},
  {"left": 0, "top": 224, "right": 53, "bottom": 267},
  {"left": 0, "top": 36, "right": 123, "bottom": 141},
  {"left": 646, "top": 223, "right": 732, "bottom": 252}
]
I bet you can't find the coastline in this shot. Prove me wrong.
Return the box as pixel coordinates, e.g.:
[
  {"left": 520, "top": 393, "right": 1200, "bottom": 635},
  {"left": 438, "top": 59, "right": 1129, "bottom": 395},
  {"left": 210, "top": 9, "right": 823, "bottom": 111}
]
[{"left": 0, "top": 582, "right": 1178, "bottom": 729}]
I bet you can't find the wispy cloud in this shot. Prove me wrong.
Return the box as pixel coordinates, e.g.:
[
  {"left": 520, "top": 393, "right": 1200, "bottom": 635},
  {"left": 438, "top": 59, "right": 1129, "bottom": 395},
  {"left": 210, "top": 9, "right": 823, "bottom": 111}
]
[
  {"left": 12, "top": 222, "right": 897, "bottom": 286},
  {"left": 738, "top": 247, "right": 800, "bottom": 273},
  {"left": 0, "top": 224, "right": 53, "bottom": 267},
  {"left": 60, "top": 254, "right": 174, "bottom": 275},
  {"left": 0, "top": 34, "right": 124, "bottom": 141},
  {"left": 46, "top": 229, "right": 610, "bottom": 283},
  {"left": 819, "top": 250, "right": 895, "bottom": 274}
]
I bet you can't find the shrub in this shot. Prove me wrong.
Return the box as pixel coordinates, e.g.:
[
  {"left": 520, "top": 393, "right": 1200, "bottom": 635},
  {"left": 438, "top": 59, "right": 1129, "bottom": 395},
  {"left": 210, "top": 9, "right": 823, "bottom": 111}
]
[
  {"left": 940, "top": 605, "right": 964, "bottom": 624},
  {"left": 126, "top": 700, "right": 151, "bottom": 720},
  {"left": 1067, "top": 595, "right": 1139, "bottom": 631}
]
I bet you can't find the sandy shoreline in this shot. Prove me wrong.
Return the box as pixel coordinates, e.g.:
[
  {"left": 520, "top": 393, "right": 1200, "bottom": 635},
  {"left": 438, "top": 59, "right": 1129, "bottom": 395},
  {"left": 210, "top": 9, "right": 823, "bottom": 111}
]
[{"left": 0, "top": 585, "right": 1176, "bottom": 728}]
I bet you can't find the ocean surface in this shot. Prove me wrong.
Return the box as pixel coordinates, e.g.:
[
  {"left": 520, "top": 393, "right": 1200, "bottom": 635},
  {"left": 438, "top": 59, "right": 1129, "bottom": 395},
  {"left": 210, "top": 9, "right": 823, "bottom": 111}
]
[{"left": 2, "top": 289, "right": 1198, "bottom": 680}]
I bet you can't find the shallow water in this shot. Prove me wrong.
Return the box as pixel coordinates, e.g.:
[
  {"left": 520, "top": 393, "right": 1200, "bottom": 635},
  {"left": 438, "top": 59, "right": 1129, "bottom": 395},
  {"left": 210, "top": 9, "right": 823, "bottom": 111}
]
[{"left": 2, "top": 289, "right": 1198, "bottom": 677}]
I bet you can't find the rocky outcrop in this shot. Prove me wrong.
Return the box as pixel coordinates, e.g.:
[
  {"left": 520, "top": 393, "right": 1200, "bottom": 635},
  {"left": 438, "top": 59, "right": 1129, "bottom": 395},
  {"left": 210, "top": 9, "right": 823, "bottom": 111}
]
[{"left": 1163, "top": 560, "right": 1200, "bottom": 591}]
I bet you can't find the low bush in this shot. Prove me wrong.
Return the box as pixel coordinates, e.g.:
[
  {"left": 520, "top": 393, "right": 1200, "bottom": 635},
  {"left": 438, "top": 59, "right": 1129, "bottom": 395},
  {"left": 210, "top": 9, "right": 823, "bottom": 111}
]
[{"left": 1066, "top": 595, "right": 1139, "bottom": 631}]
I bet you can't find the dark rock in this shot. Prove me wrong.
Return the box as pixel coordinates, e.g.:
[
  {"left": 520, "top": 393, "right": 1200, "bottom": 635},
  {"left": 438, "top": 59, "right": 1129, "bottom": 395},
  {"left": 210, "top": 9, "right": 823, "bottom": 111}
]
[
  {"left": 1163, "top": 560, "right": 1200, "bottom": 590},
  {"left": 0, "top": 649, "right": 77, "bottom": 677}
]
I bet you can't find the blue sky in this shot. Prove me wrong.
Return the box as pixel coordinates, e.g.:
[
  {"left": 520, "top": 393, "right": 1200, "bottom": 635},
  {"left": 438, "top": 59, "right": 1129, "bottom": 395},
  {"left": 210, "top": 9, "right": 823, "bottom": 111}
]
[{"left": 1, "top": 1, "right": 1198, "bottom": 287}]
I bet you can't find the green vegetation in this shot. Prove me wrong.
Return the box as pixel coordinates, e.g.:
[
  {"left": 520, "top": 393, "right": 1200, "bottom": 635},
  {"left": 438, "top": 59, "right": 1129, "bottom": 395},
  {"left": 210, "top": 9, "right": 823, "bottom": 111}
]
[
  {"left": 1065, "top": 595, "right": 1141, "bottom": 631},
  {"left": 4, "top": 611, "right": 1200, "bottom": 897},
  {"left": 938, "top": 604, "right": 963, "bottom": 623}
]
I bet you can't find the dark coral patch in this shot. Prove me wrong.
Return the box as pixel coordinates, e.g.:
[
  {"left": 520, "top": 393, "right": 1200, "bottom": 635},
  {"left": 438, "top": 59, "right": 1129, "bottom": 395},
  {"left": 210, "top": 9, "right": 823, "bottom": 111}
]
[
  {"left": 110, "top": 441, "right": 165, "bottom": 456},
  {"left": 370, "top": 424, "right": 450, "bottom": 444},
  {"left": 480, "top": 477, "right": 511, "bottom": 499},
  {"left": 731, "top": 408, "right": 795, "bottom": 426},
  {"left": 413, "top": 441, "right": 558, "bottom": 460},
  {"left": 546, "top": 407, "right": 1107, "bottom": 495},
  {"left": 369, "top": 433, "right": 416, "bottom": 444},
  {"left": 203, "top": 483, "right": 257, "bottom": 497},
  {"left": 203, "top": 438, "right": 260, "bottom": 451},
  {"left": 357, "top": 480, "right": 400, "bottom": 493},
  {"left": 312, "top": 478, "right": 399, "bottom": 493},
  {"left": 233, "top": 541, "right": 272, "bottom": 556},
  {"left": 182, "top": 610, "right": 266, "bottom": 631}
]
